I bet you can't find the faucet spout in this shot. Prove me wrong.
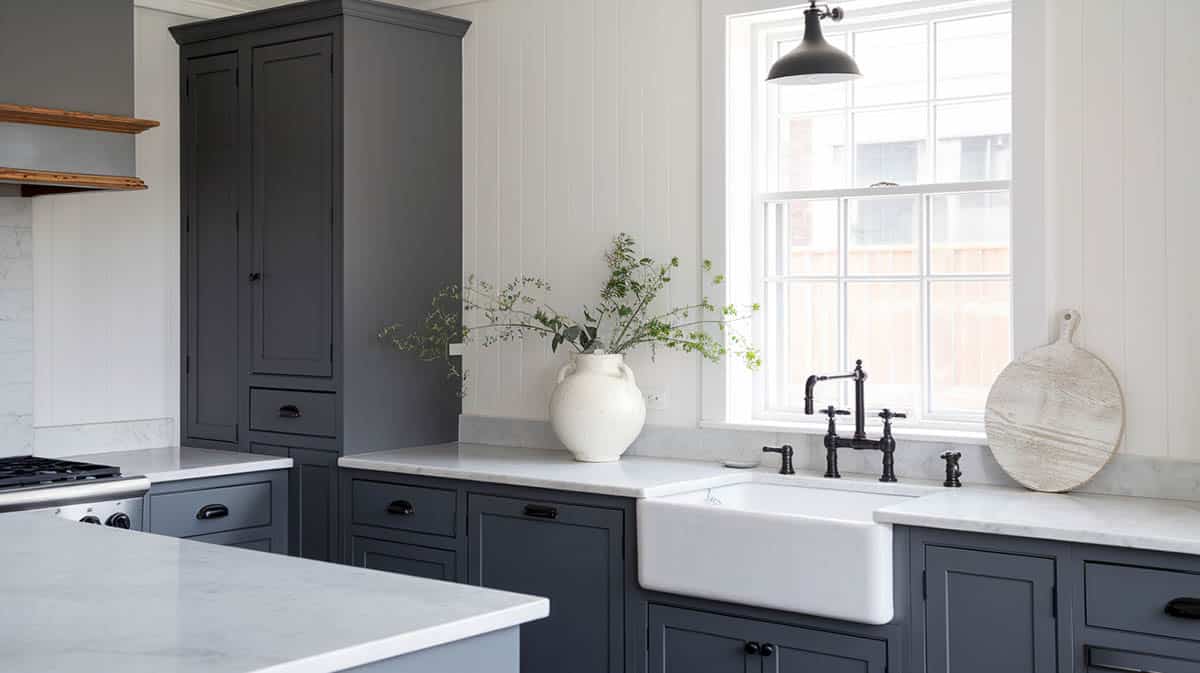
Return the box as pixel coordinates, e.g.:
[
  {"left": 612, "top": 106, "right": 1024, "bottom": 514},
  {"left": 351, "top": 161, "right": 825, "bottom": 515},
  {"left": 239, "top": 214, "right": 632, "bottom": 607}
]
[{"left": 804, "top": 375, "right": 821, "bottom": 415}]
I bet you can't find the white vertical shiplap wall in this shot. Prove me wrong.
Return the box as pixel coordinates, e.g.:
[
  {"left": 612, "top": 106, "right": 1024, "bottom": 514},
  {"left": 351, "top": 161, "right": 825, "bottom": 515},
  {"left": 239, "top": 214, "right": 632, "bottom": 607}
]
[
  {"left": 1047, "top": 0, "right": 1200, "bottom": 460},
  {"left": 0, "top": 199, "right": 34, "bottom": 458},
  {"left": 446, "top": 0, "right": 1200, "bottom": 460},
  {"left": 440, "top": 0, "right": 704, "bottom": 427},
  {"left": 31, "top": 7, "right": 194, "bottom": 455}
]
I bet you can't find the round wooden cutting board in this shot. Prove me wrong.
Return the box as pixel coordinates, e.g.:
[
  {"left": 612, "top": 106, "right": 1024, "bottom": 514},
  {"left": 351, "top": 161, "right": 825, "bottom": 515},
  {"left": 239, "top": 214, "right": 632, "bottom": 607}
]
[{"left": 985, "top": 309, "right": 1125, "bottom": 493}]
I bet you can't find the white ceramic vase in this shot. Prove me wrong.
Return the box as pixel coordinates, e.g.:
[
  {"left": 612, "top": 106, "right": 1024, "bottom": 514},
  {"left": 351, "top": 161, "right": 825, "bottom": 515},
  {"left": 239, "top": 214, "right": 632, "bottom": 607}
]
[{"left": 549, "top": 352, "right": 646, "bottom": 462}]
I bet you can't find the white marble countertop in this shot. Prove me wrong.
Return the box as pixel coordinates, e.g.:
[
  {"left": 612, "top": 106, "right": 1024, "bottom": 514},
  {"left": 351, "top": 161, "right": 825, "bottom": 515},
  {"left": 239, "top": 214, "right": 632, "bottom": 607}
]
[
  {"left": 874, "top": 487, "right": 1200, "bottom": 555},
  {"left": 63, "top": 446, "right": 293, "bottom": 483},
  {"left": 0, "top": 514, "right": 547, "bottom": 673},
  {"left": 339, "top": 443, "right": 751, "bottom": 498},
  {"left": 342, "top": 442, "right": 1200, "bottom": 555}
]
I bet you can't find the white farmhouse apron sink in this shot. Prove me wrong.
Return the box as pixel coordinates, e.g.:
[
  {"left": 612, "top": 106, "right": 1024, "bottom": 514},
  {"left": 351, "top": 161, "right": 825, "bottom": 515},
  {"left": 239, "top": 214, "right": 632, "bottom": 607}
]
[{"left": 637, "top": 482, "right": 914, "bottom": 625}]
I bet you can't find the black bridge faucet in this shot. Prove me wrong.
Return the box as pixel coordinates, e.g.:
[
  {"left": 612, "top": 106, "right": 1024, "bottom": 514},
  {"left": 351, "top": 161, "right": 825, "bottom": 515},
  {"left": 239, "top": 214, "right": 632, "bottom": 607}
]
[{"left": 804, "top": 360, "right": 905, "bottom": 483}]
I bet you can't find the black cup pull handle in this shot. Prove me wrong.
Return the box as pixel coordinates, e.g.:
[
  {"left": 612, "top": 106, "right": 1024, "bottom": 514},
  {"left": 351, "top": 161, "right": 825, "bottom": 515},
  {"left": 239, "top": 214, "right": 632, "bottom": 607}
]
[
  {"left": 523, "top": 504, "right": 558, "bottom": 519},
  {"left": 278, "top": 404, "right": 301, "bottom": 419},
  {"left": 196, "top": 504, "right": 229, "bottom": 520},
  {"left": 386, "top": 499, "right": 415, "bottom": 516},
  {"left": 1165, "top": 597, "right": 1200, "bottom": 619},
  {"left": 248, "top": 272, "right": 262, "bottom": 282}
]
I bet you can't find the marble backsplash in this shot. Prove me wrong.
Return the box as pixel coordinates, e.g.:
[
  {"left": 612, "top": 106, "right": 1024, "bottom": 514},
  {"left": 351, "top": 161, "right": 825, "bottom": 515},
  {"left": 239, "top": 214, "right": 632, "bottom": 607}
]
[
  {"left": 459, "top": 414, "right": 1200, "bottom": 502},
  {"left": 0, "top": 199, "right": 34, "bottom": 458}
]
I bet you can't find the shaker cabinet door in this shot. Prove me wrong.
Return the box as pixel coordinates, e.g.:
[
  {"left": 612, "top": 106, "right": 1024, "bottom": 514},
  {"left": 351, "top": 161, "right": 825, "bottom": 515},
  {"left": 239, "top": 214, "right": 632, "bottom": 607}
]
[
  {"left": 925, "top": 545, "right": 1058, "bottom": 673},
  {"left": 183, "top": 51, "right": 241, "bottom": 445},
  {"left": 468, "top": 493, "right": 624, "bottom": 673},
  {"left": 249, "top": 36, "right": 334, "bottom": 378}
]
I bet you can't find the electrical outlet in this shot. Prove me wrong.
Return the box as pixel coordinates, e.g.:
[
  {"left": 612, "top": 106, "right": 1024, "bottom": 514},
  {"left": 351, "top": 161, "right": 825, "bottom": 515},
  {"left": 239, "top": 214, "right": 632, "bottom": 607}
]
[{"left": 645, "top": 389, "right": 668, "bottom": 411}]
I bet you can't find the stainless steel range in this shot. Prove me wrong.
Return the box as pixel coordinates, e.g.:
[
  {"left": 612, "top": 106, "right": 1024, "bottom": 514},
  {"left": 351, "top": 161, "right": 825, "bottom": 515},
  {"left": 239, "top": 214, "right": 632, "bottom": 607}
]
[{"left": 0, "top": 456, "right": 149, "bottom": 530}]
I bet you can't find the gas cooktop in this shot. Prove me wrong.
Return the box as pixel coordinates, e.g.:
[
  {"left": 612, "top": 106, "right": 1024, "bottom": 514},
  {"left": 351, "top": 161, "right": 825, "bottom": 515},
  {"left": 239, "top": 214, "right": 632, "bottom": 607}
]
[{"left": 0, "top": 456, "right": 122, "bottom": 490}]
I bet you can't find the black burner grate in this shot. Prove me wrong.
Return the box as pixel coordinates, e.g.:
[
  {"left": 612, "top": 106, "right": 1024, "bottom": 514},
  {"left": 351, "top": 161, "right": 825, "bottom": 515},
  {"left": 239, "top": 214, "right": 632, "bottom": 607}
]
[{"left": 0, "top": 456, "right": 121, "bottom": 489}]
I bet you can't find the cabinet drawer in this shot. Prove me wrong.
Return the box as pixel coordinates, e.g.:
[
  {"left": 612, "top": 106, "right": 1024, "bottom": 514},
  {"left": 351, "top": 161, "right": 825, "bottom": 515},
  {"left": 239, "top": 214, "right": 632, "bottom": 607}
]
[
  {"left": 249, "top": 388, "right": 336, "bottom": 437},
  {"left": 1086, "top": 562, "right": 1200, "bottom": 642},
  {"left": 150, "top": 481, "right": 273, "bottom": 537},
  {"left": 349, "top": 536, "right": 457, "bottom": 582},
  {"left": 351, "top": 479, "right": 457, "bottom": 538},
  {"left": 1087, "top": 646, "right": 1200, "bottom": 673}
]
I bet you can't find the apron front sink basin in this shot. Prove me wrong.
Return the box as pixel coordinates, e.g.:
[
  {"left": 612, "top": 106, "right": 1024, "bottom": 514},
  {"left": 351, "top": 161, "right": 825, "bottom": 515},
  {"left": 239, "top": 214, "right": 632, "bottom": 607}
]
[{"left": 637, "top": 482, "right": 914, "bottom": 624}]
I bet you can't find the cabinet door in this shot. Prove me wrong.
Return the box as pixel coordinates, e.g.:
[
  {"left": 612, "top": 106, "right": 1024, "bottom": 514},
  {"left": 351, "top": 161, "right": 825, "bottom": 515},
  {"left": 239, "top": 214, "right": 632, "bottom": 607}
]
[
  {"left": 350, "top": 536, "right": 456, "bottom": 581},
  {"left": 647, "top": 605, "right": 759, "bottom": 673},
  {"left": 760, "top": 620, "right": 886, "bottom": 673},
  {"left": 468, "top": 493, "right": 624, "bottom": 673},
  {"left": 925, "top": 545, "right": 1057, "bottom": 673},
  {"left": 250, "top": 36, "right": 334, "bottom": 378},
  {"left": 251, "top": 444, "right": 338, "bottom": 562},
  {"left": 183, "top": 51, "right": 240, "bottom": 444}
]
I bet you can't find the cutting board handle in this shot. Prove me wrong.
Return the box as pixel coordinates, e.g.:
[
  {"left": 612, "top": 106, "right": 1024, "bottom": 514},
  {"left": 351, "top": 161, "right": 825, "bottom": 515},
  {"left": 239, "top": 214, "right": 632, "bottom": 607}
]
[{"left": 1057, "top": 309, "right": 1081, "bottom": 343}]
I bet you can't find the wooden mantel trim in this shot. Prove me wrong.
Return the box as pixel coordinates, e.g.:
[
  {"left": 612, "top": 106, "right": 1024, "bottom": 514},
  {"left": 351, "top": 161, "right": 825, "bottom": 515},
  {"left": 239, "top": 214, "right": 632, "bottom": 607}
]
[
  {"left": 0, "top": 104, "right": 160, "bottom": 134},
  {"left": 0, "top": 168, "right": 147, "bottom": 196}
]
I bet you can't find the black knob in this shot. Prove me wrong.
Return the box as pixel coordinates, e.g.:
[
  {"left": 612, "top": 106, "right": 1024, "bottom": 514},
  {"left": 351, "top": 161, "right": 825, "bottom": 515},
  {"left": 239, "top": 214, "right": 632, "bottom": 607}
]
[
  {"left": 743, "top": 642, "right": 760, "bottom": 655},
  {"left": 79, "top": 515, "right": 101, "bottom": 525},
  {"left": 760, "top": 643, "right": 775, "bottom": 657},
  {"left": 248, "top": 272, "right": 262, "bottom": 282},
  {"left": 105, "top": 513, "right": 131, "bottom": 529}
]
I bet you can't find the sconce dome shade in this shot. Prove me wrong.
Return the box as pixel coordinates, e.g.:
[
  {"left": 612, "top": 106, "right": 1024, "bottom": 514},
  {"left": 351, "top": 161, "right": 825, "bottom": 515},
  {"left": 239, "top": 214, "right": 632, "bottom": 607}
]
[{"left": 766, "top": 9, "right": 862, "bottom": 85}]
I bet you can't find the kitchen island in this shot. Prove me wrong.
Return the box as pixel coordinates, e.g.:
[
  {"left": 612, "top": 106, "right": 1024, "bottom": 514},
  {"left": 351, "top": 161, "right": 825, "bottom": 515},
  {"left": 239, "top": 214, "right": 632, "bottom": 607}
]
[{"left": 0, "top": 514, "right": 547, "bottom": 673}]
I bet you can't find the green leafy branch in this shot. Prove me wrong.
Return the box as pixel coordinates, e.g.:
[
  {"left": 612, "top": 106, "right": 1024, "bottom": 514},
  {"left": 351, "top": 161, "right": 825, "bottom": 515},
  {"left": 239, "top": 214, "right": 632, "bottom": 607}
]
[{"left": 379, "top": 233, "right": 762, "bottom": 387}]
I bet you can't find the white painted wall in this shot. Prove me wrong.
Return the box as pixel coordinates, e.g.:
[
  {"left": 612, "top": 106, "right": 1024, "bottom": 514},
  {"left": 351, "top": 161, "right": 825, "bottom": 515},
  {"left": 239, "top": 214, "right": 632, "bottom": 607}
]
[
  {"left": 1044, "top": 0, "right": 1200, "bottom": 460},
  {"left": 446, "top": 0, "right": 1200, "bottom": 461},
  {"left": 31, "top": 6, "right": 195, "bottom": 456},
  {"left": 441, "top": 0, "right": 704, "bottom": 428},
  {"left": 0, "top": 200, "right": 34, "bottom": 458}
]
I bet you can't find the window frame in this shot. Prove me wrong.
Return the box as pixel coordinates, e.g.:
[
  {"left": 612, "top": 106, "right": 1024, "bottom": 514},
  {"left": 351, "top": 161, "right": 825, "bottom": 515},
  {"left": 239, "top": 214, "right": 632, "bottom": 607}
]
[{"left": 700, "top": 0, "right": 1049, "bottom": 445}]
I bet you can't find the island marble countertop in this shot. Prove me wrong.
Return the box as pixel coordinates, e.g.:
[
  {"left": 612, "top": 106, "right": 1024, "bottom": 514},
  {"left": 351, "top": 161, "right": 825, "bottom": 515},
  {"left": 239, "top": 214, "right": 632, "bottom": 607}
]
[
  {"left": 0, "top": 514, "right": 547, "bottom": 673},
  {"left": 63, "top": 446, "right": 293, "bottom": 483},
  {"left": 342, "top": 442, "right": 1200, "bottom": 556}
]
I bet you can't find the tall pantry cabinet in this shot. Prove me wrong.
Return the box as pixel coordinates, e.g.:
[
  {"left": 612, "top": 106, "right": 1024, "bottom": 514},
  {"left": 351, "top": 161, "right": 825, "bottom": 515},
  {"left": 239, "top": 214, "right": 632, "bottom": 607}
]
[{"left": 172, "top": 0, "right": 468, "bottom": 562}]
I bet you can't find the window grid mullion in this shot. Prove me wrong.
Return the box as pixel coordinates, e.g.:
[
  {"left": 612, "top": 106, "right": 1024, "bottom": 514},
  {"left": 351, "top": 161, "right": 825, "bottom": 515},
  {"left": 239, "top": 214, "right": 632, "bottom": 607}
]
[
  {"left": 922, "top": 193, "right": 933, "bottom": 422},
  {"left": 839, "top": 197, "right": 849, "bottom": 410}
]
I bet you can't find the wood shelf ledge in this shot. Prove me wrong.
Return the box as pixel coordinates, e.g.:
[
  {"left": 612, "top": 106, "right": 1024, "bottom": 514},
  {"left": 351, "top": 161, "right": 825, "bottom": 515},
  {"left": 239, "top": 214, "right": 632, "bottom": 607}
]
[
  {"left": 0, "top": 168, "right": 147, "bottom": 196},
  {"left": 0, "top": 103, "right": 159, "bottom": 134}
]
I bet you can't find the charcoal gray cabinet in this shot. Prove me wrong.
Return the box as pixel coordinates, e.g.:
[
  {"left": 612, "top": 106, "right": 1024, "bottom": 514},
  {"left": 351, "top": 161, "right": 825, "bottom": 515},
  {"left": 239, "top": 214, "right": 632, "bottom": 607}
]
[
  {"left": 924, "top": 545, "right": 1057, "bottom": 673},
  {"left": 251, "top": 443, "right": 338, "bottom": 562},
  {"left": 468, "top": 493, "right": 625, "bottom": 673},
  {"left": 182, "top": 51, "right": 240, "bottom": 447},
  {"left": 146, "top": 471, "right": 287, "bottom": 553},
  {"left": 648, "top": 604, "right": 886, "bottom": 673},
  {"left": 174, "top": 1, "right": 469, "bottom": 562},
  {"left": 249, "top": 36, "right": 334, "bottom": 378}
]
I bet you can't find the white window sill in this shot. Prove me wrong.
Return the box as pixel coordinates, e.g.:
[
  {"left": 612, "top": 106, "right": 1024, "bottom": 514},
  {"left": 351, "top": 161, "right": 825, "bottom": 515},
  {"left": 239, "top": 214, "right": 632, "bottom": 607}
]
[{"left": 699, "top": 419, "right": 989, "bottom": 447}]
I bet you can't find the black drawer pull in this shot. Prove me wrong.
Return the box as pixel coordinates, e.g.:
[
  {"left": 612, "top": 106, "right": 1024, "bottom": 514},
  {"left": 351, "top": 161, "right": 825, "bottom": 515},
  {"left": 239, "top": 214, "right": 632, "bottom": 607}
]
[
  {"left": 196, "top": 504, "right": 229, "bottom": 520},
  {"left": 523, "top": 504, "right": 558, "bottom": 519},
  {"left": 278, "top": 404, "right": 302, "bottom": 418},
  {"left": 386, "top": 499, "right": 415, "bottom": 516},
  {"left": 1165, "top": 597, "right": 1200, "bottom": 619}
]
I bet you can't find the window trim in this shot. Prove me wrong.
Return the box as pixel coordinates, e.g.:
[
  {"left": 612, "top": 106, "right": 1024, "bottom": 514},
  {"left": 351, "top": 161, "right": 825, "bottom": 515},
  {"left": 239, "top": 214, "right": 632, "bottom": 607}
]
[{"left": 700, "top": 0, "right": 1049, "bottom": 444}]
